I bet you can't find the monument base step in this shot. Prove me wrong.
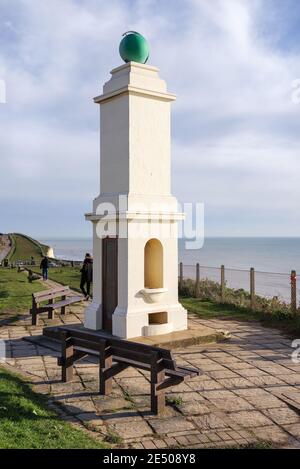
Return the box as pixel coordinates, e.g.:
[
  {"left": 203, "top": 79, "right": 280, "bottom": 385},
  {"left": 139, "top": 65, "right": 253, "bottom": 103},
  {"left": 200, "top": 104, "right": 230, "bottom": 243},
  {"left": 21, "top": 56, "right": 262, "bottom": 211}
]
[
  {"left": 129, "top": 320, "right": 229, "bottom": 349},
  {"left": 24, "top": 318, "right": 230, "bottom": 352}
]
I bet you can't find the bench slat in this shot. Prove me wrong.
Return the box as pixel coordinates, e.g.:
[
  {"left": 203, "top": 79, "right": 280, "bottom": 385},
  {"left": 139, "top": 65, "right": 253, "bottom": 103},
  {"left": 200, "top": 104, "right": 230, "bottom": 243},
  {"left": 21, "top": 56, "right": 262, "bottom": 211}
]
[
  {"left": 110, "top": 346, "right": 153, "bottom": 365},
  {"left": 45, "top": 297, "right": 83, "bottom": 310},
  {"left": 34, "top": 287, "right": 71, "bottom": 298},
  {"left": 112, "top": 355, "right": 151, "bottom": 372},
  {"left": 166, "top": 367, "right": 199, "bottom": 378},
  {"left": 33, "top": 288, "right": 72, "bottom": 303},
  {"left": 72, "top": 337, "right": 106, "bottom": 353},
  {"left": 175, "top": 365, "right": 200, "bottom": 377},
  {"left": 57, "top": 325, "right": 174, "bottom": 359},
  {"left": 71, "top": 340, "right": 159, "bottom": 366}
]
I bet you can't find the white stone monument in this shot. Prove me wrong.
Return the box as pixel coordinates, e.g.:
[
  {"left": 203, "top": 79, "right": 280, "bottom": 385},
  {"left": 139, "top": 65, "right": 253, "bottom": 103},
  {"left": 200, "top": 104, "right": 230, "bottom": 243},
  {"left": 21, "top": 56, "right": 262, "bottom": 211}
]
[{"left": 84, "top": 33, "right": 187, "bottom": 338}]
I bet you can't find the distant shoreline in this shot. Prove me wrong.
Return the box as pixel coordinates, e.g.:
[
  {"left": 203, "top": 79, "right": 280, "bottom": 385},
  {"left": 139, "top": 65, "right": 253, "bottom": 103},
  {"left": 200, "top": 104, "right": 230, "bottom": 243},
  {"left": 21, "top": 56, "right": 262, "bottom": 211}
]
[{"left": 38, "top": 236, "right": 300, "bottom": 273}]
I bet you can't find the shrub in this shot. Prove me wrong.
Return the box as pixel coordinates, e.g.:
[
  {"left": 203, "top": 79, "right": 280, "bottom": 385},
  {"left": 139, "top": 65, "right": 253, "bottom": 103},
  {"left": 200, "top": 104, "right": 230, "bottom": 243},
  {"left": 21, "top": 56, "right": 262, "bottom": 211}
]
[{"left": 179, "top": 278, "right": 297, "bottom": 318}]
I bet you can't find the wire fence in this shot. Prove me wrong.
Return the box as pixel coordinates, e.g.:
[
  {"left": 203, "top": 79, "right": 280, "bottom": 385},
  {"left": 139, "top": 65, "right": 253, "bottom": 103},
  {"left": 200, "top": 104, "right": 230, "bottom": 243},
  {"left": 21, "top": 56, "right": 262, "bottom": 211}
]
[
  {"left": 2, "top": 259, "right": 82, "bottom": 268},
  {"left": 179, "top": 263, "right": 299, "bottom": 310}
]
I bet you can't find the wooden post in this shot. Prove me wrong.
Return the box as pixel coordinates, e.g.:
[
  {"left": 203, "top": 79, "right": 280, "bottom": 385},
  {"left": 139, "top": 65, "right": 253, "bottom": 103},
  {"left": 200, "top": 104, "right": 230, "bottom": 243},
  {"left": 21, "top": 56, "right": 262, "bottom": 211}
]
[
  {"left": 250, "top": 268, "right": 255, "bottom": 311},
  {"left": 61, "top": 332, "right": 74, "bottom": 382},
  {"left": 195, "top": 263, "right": 200, "bottom": 297},
  {"left": 221, "top": 265, "right": 225, "bottom": 303},
  {"left": 150, "top": 352, "right": 165, "bottom": 415},
  {"left": 99, "top": 345, "right": 113, "bottom": 395},
  {"left": 291, "top": 270, "right": 297, "bottom": 315},
  {"left": 179, "top": 262, "right": 183, "bottom": 292}
]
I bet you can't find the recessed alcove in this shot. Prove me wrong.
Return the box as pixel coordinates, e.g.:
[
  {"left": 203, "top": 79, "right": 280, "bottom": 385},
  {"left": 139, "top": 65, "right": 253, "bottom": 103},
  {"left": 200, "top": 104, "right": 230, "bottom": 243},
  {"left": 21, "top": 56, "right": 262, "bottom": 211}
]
[
  {"left": 144, "top": 239, "right": 163, "bottom": 289},
  {"left": 148, "top": 311, "right": 168, "bottom": 325}
]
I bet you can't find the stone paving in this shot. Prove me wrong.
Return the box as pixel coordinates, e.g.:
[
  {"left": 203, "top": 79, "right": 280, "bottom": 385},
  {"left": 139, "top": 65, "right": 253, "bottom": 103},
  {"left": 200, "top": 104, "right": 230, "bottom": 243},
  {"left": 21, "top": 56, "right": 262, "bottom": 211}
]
[{"left": 1, "top": 304, "right": 300, "bottom": 449}]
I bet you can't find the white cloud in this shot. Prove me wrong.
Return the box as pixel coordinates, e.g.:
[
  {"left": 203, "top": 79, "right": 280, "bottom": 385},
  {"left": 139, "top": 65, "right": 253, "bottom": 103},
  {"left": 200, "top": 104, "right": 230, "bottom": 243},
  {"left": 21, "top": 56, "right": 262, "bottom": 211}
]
[{"left": 0, "top": 0, "right": 300, "bottom": 235}]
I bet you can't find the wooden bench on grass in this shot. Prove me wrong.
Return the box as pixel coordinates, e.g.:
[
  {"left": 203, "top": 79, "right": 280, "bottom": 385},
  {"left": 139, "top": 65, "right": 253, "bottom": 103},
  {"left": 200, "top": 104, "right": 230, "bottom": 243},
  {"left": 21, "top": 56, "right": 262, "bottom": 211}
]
[
  {"left": 43, "top": 325, "right": 200, "bottom": 415},
  {"left": 30, "top": 287, "right": 84, "bottom": 326}
]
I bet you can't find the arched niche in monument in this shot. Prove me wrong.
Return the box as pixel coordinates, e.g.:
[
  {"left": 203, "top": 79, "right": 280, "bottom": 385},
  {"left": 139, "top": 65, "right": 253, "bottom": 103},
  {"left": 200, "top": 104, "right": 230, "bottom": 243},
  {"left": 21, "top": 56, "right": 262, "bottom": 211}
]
[{"left": 144, "top": 239, "right": 163, "bottom": 289}]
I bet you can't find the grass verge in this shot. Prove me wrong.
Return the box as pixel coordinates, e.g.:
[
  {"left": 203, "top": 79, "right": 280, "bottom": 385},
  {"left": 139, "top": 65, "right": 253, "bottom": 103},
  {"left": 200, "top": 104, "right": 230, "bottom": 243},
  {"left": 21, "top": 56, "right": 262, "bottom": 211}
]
[
  {"left": 0, "top": 366, "right": 106, "bottom": 449},
  {"left": 31, "top": 266, "right": 92, "bottom": 295},
  {"left": 0, "top": 268, "right": 46, "bottom": 318},
  {"left": 8, "top": 233, "right": 49, "bottom": 263},
  {"left": 181, "top": 297, "right": 300, "bottom": 337}
]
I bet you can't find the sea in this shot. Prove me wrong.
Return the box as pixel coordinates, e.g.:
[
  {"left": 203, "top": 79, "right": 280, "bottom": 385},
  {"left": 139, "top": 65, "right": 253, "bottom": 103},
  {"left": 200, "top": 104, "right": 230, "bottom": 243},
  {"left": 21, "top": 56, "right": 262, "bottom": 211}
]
[{"left": 39, "top": 237, "right": 300, "bottom": 303}]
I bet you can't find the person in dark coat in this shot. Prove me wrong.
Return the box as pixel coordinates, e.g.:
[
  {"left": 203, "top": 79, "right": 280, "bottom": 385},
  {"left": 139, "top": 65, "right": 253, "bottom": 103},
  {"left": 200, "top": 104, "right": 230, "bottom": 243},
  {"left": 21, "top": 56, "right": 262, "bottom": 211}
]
[
  {"left": 40, "top": 256, "right": 49, "bottom": 280},
  {"left": 80, "top": 253, "right": 93, "bottom": 300}
]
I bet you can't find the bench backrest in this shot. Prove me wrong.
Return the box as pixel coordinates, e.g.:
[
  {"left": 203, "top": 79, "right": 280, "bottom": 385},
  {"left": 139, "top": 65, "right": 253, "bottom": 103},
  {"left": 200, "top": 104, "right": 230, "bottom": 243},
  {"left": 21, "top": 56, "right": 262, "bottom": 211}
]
[
  {"left": 33, "top": 287, "right": 71, "bottom": 303},
  {"left": 59, "top": 327, "right": 176, "bottom": 371}
]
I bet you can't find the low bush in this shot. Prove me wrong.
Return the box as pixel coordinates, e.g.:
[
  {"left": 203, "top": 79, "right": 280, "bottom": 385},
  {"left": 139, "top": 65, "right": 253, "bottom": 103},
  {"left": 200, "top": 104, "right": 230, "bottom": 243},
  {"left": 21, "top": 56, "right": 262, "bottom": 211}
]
[{"left": 179, "top": 278, "right": 297, "bottom": 319}]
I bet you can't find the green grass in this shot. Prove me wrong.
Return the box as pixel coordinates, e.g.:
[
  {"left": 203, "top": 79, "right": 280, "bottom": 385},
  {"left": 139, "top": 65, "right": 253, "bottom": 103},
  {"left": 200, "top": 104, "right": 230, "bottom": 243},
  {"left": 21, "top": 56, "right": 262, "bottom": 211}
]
[
  {"left": 44, "top": 267, "right": 83, "bottom": 292},
  {"left": 166, "top": 395, "right": 183, "bottom": 407},
  {"left": 31, "top": 266, "right": 92, "bottom": 295},
  {"left": 8, "top": 233, "right": 49, "bottom": 263},
  {"left": 104, "top": 430, "right": 123, "bottom": 445},
  {"left": 211, "top": 441, "right": 273, "bottom": 449},
  {"left": 0, "top": 367, "right": 107, "bottom": 449},
  {"left": 181, "top": 298, "right": 258, "bottom": 320},
  {"left": 181, "top": 297, "right": 300, "bottom": 336},
  {"left": 0, "top": 268, "right": 46, "bottom": 318}
]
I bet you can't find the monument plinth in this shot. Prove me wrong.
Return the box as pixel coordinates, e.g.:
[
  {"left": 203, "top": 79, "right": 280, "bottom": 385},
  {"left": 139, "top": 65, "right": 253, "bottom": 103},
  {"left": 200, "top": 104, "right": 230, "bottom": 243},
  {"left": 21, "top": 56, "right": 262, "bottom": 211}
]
[{"left": 84, "top": 36, "right": 187, "bottom": 338}]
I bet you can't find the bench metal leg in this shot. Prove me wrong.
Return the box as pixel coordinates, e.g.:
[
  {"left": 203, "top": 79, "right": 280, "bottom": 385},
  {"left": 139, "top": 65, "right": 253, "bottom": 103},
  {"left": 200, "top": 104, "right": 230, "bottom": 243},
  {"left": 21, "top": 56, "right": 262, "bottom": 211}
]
[
  {"left": 61, "top": 295, "right": 66, "bottom": 315},
  {"left": 99, "top": 347, "right": 113, "bottom": 395},
  {"left": 151, "top": 368, "right": 165, "bottom": 415},
  {"left": 31, "top": 309, "right": 38, "bottom": 326},
  {"left": 48, "top": 299, "right": 54, "bottom": 319},
  {"left": 62, "top": 334, "right": 74, "bottom": 382}
]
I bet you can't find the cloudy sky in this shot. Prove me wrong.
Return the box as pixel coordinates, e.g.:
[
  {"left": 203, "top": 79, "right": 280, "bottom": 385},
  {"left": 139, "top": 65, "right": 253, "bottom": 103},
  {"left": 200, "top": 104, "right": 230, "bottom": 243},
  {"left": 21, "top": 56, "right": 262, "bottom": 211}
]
[{"left": 0, "top": 0, "right": 300, "bottom": 238}]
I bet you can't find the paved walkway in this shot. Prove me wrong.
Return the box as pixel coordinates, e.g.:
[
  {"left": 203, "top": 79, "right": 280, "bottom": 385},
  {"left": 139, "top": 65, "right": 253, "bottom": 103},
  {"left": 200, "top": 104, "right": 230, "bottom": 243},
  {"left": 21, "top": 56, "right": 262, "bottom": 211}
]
[{"left": 1, "top": 306, "right": 300, "bottom": 449}]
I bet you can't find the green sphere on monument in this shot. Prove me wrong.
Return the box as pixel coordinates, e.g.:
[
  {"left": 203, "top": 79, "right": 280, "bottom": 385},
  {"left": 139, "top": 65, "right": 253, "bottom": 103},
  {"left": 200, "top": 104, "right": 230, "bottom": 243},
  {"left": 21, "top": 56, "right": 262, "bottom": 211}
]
[{"left": 119, "top": 31, "right": 149, "bottom": 64}]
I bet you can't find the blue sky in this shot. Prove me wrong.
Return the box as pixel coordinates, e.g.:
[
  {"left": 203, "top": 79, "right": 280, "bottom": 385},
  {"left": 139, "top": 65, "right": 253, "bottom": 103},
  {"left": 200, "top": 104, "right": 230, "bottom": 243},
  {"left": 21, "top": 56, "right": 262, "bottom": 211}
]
[{"left": 0, "top": 0, "right": 300, "bottom": 238}]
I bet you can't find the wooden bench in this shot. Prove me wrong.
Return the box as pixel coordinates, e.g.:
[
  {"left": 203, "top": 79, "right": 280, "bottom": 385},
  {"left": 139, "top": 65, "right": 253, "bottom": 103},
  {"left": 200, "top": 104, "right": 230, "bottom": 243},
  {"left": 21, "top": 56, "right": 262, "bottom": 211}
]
[
  {"left": 43, "top": 325, "right": 200, "bottom": 415},
  {"left": 30, "top": 287, "right": 84, "bottom": 326}
]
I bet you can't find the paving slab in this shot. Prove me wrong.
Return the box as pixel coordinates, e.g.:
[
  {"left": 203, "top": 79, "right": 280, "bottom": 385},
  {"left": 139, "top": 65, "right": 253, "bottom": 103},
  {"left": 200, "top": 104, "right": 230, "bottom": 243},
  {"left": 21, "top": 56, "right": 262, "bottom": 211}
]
[
  {"left": 262, "top": 407, "right": 300, "bottom": 426},
  {"left": 228, "top": 410, "right": 274, "bottom": 428},
  {"left": 147, "top": 416, "right": 195, "bottom": 434},
  {"left": 191, "top": 414, "right": 229, "bottom": 431},
  {"left": 108, "top": 420, "right": 154, "bottom": 439},
  {"left": 2, "top": 311, "right": 300, "bottom": 449}
]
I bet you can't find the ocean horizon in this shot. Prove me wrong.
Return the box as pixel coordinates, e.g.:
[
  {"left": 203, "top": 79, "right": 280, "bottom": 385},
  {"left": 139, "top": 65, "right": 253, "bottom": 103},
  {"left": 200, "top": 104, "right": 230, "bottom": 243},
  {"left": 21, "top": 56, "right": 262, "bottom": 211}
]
[
  {"left": 39, "top": 236, "right": 300, "bottom": 274},
  {"left": 38, "top": 236, "right": 300, "bottom": 303}
]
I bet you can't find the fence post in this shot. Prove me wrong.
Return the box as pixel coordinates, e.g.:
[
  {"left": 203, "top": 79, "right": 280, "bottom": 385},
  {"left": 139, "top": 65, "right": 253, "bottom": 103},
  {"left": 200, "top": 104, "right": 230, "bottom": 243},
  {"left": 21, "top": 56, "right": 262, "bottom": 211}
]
[
  {"left": 291, "top": 270, "right": 297, "bottom": 315},
  {"left": 195, "top": 263, "right": 200, "bottom": 297},
  {"left": 250, "top": 268, "right": 255, "bottom": 311},
  {"left": 179, "top": 262, "right": 183, "bottom": 292},
  {"left": 221, "top": 265, "right": 225, "bottom": 303}
]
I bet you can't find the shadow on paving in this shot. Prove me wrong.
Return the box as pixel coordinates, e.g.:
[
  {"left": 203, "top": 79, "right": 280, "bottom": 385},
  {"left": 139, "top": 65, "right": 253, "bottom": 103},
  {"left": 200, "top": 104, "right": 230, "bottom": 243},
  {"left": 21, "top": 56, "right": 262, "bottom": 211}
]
[{"left": 2, "top": 321, "right": 300, "bottom": 449}]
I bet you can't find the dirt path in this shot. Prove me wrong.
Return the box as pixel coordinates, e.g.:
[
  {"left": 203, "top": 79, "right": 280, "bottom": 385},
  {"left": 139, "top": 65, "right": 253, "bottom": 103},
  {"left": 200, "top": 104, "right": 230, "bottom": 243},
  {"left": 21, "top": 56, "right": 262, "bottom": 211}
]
[{"left": 0, "top": 234, "right": 12, "bottom": 262}]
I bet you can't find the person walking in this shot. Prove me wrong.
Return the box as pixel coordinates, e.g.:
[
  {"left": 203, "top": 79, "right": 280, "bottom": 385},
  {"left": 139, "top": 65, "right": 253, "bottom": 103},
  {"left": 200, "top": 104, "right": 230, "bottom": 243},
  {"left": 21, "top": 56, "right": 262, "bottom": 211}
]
[
  {"left": 80, "top": 253, "right": 93, "bottom": 300},
  {"left": 40, "top": 256, "right": 49, "bottom": 280}
]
